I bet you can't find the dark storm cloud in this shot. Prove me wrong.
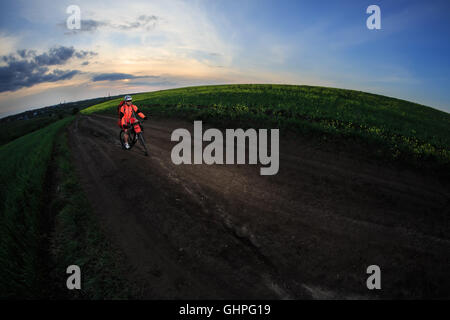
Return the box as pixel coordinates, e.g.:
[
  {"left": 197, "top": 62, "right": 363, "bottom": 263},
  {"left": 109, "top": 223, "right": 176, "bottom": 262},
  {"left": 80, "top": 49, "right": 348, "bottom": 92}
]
[
  {"left": 34, "top": 47, "right": 77, "bottom": 65},
  {"left": 17, "top": 49, "right": 36, "bottom": 59},
  {"left": 74, "top": 50, "right": 98, "bottom": 59},
  {"left": 92, "top": 73, "right": 159, "bottom": 82},
  {"left": 2, "top": 47, "right": 96, "bottom": 66},
  {"left": 0, "top": 46, "right": 96, "bottom": 92},
  {"left": 0, "top": 63, "right": 80, "bottom": 92}
]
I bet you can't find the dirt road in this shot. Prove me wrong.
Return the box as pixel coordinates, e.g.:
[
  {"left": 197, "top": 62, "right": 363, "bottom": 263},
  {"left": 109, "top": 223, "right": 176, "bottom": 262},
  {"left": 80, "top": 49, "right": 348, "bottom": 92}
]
[{"left": 67, "top": 114, "right": 450, "bottom": 299}]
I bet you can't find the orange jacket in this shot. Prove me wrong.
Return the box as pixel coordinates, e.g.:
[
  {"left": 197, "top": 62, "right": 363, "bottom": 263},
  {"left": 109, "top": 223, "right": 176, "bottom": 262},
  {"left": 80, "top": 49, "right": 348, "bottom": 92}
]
[{"left": 119, "top": 104, "right": 145, "bottom": 126}]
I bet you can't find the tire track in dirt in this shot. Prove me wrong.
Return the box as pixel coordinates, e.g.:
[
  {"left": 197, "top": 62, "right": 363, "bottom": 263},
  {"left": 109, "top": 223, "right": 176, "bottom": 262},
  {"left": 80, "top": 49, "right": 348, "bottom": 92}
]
[{"left": 67, "top": 114, "right": 450, "bottom": 299}]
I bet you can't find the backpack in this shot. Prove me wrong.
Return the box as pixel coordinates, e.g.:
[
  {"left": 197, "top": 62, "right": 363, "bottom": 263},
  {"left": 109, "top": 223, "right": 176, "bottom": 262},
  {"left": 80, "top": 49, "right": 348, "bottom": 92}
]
[{"left": 117, "top": 100, "right": 125, "bottom": 127}]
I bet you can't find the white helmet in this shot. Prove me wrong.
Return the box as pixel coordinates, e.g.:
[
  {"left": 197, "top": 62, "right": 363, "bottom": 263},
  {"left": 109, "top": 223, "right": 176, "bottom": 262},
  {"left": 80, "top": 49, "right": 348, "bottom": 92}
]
[{"left": 124, "top": 95, "right": 132, "bottom": 101}]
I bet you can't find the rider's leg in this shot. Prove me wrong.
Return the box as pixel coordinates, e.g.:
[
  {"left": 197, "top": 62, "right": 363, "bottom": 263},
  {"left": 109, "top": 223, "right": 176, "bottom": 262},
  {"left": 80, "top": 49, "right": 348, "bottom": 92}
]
[{"left": 123, "top": 126, "right": 130, "bottom": 149}]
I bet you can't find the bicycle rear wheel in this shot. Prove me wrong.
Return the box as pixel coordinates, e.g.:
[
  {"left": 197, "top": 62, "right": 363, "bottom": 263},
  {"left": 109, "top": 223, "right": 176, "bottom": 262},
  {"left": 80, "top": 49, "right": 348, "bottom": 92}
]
[{"left": 119, "top": 130, "right": 137, "bottom": 149}]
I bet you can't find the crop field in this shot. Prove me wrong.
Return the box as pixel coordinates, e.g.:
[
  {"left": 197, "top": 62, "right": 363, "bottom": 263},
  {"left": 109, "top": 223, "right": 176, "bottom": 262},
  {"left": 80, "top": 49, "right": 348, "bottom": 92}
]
[
  {"left": 1, "top": 84, "right": 449, "bottom": 299},
  {"left": 83, "top": 84, "right": 450, "bottom": 176},
  {"left": 0, "top": 116, "right": 58, "bottom": 146},
  {"left": 0, "top": 117, "right": 74, "bottom": 297},
  {"left": 0, "top": 115, "right": 137, "bottom": 298}
]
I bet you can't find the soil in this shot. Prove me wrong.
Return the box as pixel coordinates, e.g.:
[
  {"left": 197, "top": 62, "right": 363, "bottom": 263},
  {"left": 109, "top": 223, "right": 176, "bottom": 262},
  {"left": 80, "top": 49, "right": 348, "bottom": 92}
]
[{"left": 66, "top": 114, "right": 450, "bottom": 299}]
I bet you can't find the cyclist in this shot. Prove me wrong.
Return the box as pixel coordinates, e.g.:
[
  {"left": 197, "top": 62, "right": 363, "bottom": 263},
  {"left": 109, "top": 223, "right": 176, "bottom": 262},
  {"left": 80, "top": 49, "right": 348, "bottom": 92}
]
[{"left": 119, "top": 95, "right": 147, "bottom": 149}]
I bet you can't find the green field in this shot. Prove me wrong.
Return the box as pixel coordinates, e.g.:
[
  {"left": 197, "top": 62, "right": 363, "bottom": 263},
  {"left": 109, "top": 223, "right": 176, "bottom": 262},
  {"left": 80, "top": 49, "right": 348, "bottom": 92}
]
[
  {"left": 1, "top": 83, "right": 449, "bottom": 297},
  {"left": 83, "top": 84, "right": 450, "bottom": 175},
  {"left": 49, "top": 130, "right": 138, "bottom": 299},
  {"left": 0, "top": 117, "right": 74, "bottom": 297},
  {"left": 0, "top": 116, "right": 58, "bottom": 146},
  {"left": 0, "top": 117, "right": 135, "bottom": 298}
]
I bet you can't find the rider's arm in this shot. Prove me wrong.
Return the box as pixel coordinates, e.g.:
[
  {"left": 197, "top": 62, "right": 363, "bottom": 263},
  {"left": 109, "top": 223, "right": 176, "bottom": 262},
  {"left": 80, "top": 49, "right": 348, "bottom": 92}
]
[
  {"left": 138, "top": 112, "right": 147, "bottom": 120},
  {"left": 134, "top": 105, "right": 147, "bottom": 119}
]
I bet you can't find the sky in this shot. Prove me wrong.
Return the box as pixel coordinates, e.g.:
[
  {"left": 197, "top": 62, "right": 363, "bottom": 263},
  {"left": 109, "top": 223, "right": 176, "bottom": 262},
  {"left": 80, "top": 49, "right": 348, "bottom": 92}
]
[{"left": 0, "top": 0, "right": 449, "bottom": 117}]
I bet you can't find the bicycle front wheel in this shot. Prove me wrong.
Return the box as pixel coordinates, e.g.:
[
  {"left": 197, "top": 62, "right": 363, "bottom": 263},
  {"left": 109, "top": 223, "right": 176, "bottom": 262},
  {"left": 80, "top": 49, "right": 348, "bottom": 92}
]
[{"left": 138, "top": 133, "right": 149, "bottom": 156}]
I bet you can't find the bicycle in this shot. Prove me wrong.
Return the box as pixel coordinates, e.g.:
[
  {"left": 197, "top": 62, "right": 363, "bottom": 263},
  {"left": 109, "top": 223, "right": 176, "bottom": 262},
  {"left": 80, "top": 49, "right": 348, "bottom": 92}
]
[{"left": 119, "top": 118, "right": 149, "bottom": 156}]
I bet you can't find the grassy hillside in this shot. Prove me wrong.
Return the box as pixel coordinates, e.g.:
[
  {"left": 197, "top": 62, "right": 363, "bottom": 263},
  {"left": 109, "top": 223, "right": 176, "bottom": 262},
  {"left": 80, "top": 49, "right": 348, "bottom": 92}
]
[
  {"left": 0, "top": 116, "right": 58, "bottom": 146},
  {"left": 0, "top": 117, "right": 74, "bottom": 297},
  {"left": 0, "top": 117, "right": 136, "bottom": 298},
  {"left": 83, "top": 84, "right": 450, "bottom": 174},
  {"left": 49, "top": 130, "right": 138, "bottom": 299}
]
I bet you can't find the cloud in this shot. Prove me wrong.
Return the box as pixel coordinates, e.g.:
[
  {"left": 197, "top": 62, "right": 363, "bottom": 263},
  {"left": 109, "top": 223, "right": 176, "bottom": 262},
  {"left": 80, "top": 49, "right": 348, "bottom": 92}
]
[
  {"left": 0, "top": 64, "right": 80, "bottom": 92},
  {"left": 118, "top": 15, "right": 158, "bottom": 30},
  {"left": 2, "top": 47, "right": 96, "bottom": 67},
  {"left": 80, "top": 19, "right": 108, "bottom": 32},
  {"left": 60, "top": 14, "right": 159, "bottom": 34},
  {"left": 91, "top": 72, "right": 159, "bottom": 82},
  {"left": 59, "top": 19, "right": 106, "bottom": 34},
  {"left": 34, "top": 47, "right": 96, "bottom": 65},
  {"left": 127, "top": 80, "right": 177, "bottom": 87},
  {"left": 57, "top": 19, "right": 108, "bottom": 34},
  {"left": 0, "top": 46, "right": 96, "bottom": 92},
  {"left": 0, "top": 33, "right": 20, "bottom": 56}
]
